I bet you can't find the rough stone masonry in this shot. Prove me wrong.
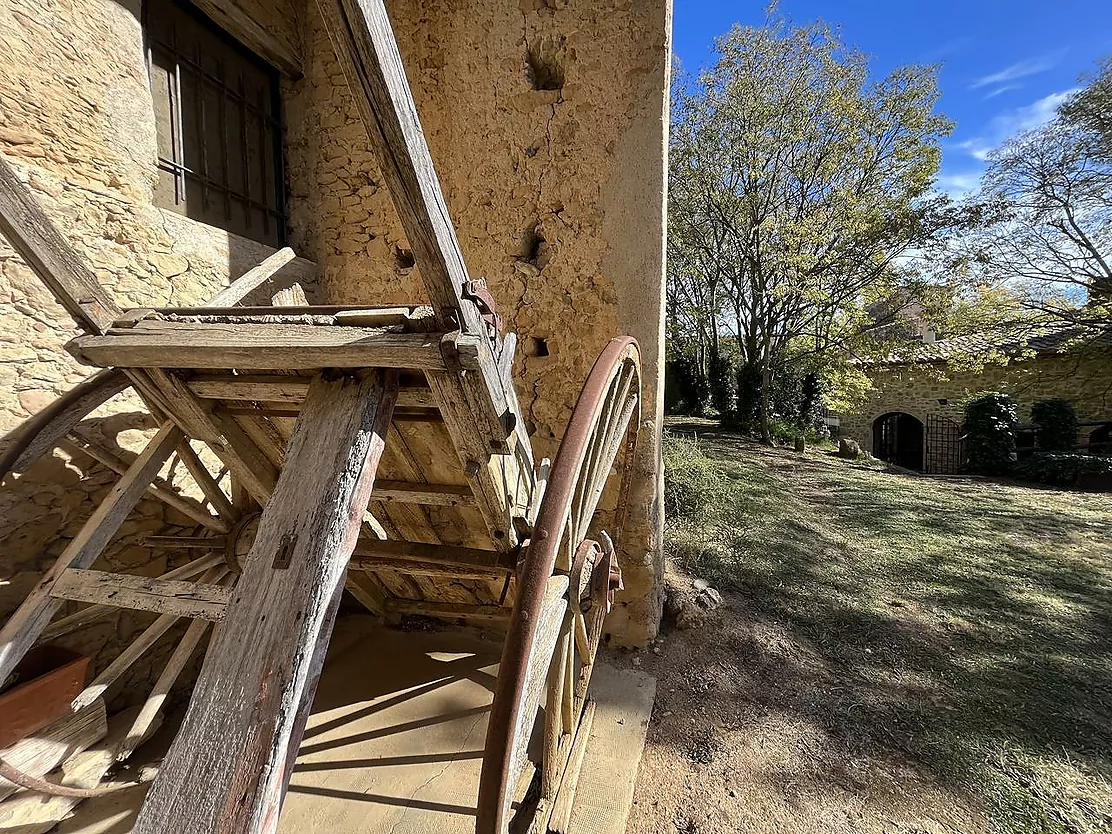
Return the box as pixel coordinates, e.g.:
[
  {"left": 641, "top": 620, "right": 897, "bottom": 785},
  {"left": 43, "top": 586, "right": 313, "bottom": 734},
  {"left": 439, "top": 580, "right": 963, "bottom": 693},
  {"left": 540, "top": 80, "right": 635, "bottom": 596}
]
[{"left": 0, "top": 0, "right": 671, "bottom": 693}]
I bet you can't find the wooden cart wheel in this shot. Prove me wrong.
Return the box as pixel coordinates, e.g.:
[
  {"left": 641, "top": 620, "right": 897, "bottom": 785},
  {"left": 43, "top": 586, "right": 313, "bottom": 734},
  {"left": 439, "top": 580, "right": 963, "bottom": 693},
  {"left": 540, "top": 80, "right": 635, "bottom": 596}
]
[
  {"left": 0, "top": 371, "right": 250, "bottom": 780},
  {"left": 478, "top": 337, "right": 641, "bottom": 834}
]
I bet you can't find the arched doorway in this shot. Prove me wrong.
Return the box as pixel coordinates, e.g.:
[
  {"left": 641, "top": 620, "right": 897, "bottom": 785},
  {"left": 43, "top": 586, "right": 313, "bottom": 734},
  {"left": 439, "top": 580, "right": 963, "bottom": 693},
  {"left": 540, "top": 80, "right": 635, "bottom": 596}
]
[{"left": 873, "top": 412, "right": 924, "bottom": 471}]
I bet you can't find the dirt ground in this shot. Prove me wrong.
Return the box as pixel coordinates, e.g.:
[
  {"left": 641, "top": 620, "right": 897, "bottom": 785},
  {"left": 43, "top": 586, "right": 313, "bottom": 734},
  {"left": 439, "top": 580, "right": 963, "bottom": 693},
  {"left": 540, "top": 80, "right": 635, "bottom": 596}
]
[{"left": 621, "top": 428, "right": 1112, "bottom": 834}]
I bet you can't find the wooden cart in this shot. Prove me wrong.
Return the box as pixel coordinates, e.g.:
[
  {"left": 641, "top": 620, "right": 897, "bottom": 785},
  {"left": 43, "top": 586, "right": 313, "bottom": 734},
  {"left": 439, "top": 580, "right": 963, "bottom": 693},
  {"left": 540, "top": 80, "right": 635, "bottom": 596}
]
[{"left": 0, "top": 1, "right": 642, "bottom": 832}]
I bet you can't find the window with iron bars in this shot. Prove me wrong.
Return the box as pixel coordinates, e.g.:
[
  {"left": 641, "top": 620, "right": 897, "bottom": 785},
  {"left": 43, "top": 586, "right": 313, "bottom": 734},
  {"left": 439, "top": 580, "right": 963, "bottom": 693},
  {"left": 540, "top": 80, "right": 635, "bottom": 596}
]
[{"left": 145, "top": 0, "right": 286, "bottom": 246}]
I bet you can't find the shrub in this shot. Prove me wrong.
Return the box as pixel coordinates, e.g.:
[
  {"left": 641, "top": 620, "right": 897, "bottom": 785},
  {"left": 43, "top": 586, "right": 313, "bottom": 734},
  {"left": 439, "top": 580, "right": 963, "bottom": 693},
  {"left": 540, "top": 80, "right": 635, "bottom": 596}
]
[
  {"left": 708, "top": 348, "right": 736, "bottom": 419},
  {"left": 1014, "top": 452, "right": 1112, "bottom": 489},
  {"left": 662, "top": 432, "right": 730, "bottom": 519},
  {"left": 964, "top": 393, "right": 1019, "bottom": 475},
  {"left": 1031, "top": 398, "right": 1079, "bottom": 452},
  {"left": 665, "top": 352, "right": 710, "bottom": 415},
  {"left": 735, "top": 361, "right": 762, "bottom": 430}
]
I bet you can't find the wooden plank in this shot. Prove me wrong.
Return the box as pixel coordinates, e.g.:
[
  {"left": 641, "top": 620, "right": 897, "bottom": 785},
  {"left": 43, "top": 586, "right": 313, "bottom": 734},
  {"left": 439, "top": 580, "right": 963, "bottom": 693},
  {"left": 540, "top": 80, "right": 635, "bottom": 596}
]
[
  {"left": 549, "top": 701, "right": 597, "bottom": 834},
  {"left": 142, "top": 535, "right": 226, "bottom": 551},
  {"left": 269, "top": 282, "right": 308, "bottom": 307},
  {"left": 0, "top": 422, "right": 182, "bottom": 684},
  {"left": 4, "top": 369, "right": 130, "bottom": 475},
  {"left": 188, "top": 0, "right": 302, "bottom": 77},
  {"left": 0, "top": 155, "right": 120, "bottom": 334},
  {"left": 315, "top": 0, "right": 483, "bottom": 335},
  {"left": 141, "top": 368, "right": 277, "bottom": 505},
  {"left": 384, "top": 598, "right": 513, "bottom": 625},
  {"left": 134, "top": 370, "right": 397, "bottom": 834},
  {"left": 353, "top": 554, "right": 507, "bottom": 581},
  {"left": 59, "top": 436, "right": 229, "bottom": 534},
  {"left": 176, "top": 440, "right": 237, "bottom": 520},
  {"left": 38, "top": 552, "right": 226, "bottom": 643},
  {"left": 352, "top": 538, "right": 513, "bottom": 570},
  {"left": 370, "top": 479, "right": 475, "bottom": 506},
  {"left": 188, "top": 374, "right": 436, "bottom": 408},
  {"left": 68, "top": 322, "right": 451, "bottom": 371},
  {"left": 0, "top": 700, "right": 107, "bottom": 802},
  {"left": 50, "top": 568, "right": 231, "bottom": 621},
  {"left": 206, "top": 247, "right": 296, "bottom": 307}
]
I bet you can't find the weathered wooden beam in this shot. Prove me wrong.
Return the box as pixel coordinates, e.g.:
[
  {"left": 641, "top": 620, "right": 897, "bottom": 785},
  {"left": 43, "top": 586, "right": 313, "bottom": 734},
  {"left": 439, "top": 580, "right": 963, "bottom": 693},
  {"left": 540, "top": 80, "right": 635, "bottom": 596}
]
[
  {"left": 188, "top": 0, "right": 302, "bottom": 78},
  {"left": 68, "top": 322, "right": 453, "bottom": 371},
  {"left": 176, "top": 440, "right": 236, "bottom": 519},
  {"left": 0, "top": 155, "right": 121, "bottom": 334},
  {"left": 205, "top": 247, "right": 296, "bottom": 307},
  {"left": 315, "top": 0, "right": 483, "bottom": 335},
  {"left": 59, "top": 436, "right": 229, "bottom": 534},
  {"left": 0, "top": 422, "right": 182, "bottom": 684},
  {"left": 187, "top": 374, "right": 436, "bottom": 409},
  {"left": 134, "top": 370, "right": 397, "bottom": 834},
  {"left": 0, "top": 699, "right": 107, "bottom": 802},
  {"left": 384, "top": 598, "right": 513, "bottom": 625},
  {"left": 140, "top": 368, "right": 278, "bottom": 505},
  {"left": 50, "top": 568, "right": 231, "bottom": 621},
  {"left": 38, "top": 553, "right": 226, "bottom": 643},
  {"left": 370, "top": 479, "right": 475, "bottom": 506},
  {"left": 352, "top": 538, "right": 513, "bottom": 569},
  {"left": 1, "top": 369, "right": 130, "bottom": 477},
  {"left": 353, "top": 554, "right": 507, "bottom": 582}
]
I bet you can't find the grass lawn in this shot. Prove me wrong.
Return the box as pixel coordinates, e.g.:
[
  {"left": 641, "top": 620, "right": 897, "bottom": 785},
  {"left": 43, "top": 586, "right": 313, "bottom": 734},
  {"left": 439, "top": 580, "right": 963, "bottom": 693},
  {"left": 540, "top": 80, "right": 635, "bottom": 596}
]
[{"left": 626, "top": 425, "right": 1112, "bottom": 834}]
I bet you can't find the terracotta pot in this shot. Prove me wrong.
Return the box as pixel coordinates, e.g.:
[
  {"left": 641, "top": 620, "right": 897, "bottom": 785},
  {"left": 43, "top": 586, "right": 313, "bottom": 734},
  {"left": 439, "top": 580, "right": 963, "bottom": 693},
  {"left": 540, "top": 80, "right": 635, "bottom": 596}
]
[{"left": 0, "top": 645, "right": 90, "bottom": 749}]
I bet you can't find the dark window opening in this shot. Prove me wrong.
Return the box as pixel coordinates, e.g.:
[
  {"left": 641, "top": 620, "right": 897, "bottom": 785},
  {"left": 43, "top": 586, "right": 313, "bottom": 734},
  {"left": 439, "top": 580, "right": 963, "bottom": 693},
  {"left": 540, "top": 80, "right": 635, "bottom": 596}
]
[{"left": 145, "top": 0, "right": 286, "bottom": 246}]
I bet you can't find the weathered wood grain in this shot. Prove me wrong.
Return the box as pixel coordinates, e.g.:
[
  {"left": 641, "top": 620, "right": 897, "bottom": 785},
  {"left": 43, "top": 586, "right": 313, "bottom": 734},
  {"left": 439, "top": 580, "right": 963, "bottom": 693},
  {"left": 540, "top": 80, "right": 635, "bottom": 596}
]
[
  {"left": 384, "top": 598, "right": 514, "bottom": 625},
  {"left": 0, "top": 700, "right": 107, "bottom": 802},
  {"left": 50, "top": 568, "right": 231, "bottom": 621},
  {"left": 134, "top": 370, "right": 397, "bottom": 834},
  {"left": 69, "top": 321, "right": 449, "bottom": 371},
  {"left": 0, "top": 155, "right": 120, "bottom": 334},
  {"left": 206, "top": 248, "right": 297, "bottom": 307},
  {"left": 0, "top": 422, "right": 182, "bottom": 684},
  {"left": 370, "top": 479, "right": 475, "bottom": 506}
]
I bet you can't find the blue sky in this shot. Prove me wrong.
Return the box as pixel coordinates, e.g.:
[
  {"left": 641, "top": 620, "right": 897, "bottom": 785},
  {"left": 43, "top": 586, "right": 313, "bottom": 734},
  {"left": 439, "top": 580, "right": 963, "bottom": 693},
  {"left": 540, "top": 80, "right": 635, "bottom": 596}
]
[{"left": 672, "top": 2, "right": 1112, "bottom": 197}]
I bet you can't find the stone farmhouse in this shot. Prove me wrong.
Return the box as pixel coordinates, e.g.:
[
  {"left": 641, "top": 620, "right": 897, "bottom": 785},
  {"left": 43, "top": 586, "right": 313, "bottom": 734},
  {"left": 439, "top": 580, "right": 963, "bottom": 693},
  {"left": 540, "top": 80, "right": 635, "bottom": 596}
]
[{"left": 839, "top": 328, "right": 1112, "bottom": 474}]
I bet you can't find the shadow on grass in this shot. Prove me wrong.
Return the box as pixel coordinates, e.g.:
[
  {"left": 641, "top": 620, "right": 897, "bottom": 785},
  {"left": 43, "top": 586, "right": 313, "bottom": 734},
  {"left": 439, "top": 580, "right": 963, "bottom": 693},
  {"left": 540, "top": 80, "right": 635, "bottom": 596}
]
[{"left": 663, "top": 424, "right": 1112, "bottom": 833}]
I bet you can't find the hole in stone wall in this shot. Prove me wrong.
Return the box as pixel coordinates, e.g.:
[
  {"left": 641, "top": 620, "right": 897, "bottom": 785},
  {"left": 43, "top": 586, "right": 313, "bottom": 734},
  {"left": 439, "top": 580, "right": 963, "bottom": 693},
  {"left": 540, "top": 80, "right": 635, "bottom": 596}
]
[
  {"left": 524, "top": 337, "right": 550, "bottom": 358},
  {"left": 526, "top": 36, "right": 566, "bottom": 91},
  {"left": 521, "top": 226, "right": 546, "bottom": 264},
  {"left": 394, "top": 246, "right": 415, "bottom": 270}
]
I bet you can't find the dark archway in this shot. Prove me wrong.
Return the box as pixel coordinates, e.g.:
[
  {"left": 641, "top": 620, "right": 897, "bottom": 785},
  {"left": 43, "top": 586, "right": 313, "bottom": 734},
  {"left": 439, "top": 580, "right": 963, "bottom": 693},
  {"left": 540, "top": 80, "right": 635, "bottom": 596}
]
[
  {"left": 1089, "top": 423, "right": 1112, "bottom": 455},
  {"left": 873, "top": 412, "right": 925, "bottom": 471}
]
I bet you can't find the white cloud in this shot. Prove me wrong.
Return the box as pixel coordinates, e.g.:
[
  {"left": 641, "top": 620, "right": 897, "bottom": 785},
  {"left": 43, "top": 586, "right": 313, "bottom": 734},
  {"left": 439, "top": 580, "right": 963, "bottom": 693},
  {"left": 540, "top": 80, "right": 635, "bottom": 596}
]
[
  {"left": 969, "top": 52, "right": 1064, "bottom": 90},
  {"left": 954, "top": 88, "right": 1079, "bottom": 164},
  {"left": 935, "top": 171, "right": 981, "bottom": 198},
  {"left": 982, "top": 84, "right": 1021, "bottom": 100}
]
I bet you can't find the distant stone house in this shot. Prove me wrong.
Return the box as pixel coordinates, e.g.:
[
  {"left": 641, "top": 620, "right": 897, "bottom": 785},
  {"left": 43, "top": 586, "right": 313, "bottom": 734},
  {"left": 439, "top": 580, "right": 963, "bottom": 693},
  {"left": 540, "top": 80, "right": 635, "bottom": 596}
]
[{"left": 838, "top": 329, "right": 1112, "bottom": 474}]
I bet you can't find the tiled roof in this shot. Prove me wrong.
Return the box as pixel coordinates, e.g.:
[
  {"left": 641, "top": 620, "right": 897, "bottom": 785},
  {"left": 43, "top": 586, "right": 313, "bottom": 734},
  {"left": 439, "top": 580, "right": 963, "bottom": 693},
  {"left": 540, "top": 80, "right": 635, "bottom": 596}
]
[{"left": 862, "top": 325, "right": 1108, "bottom": 366}]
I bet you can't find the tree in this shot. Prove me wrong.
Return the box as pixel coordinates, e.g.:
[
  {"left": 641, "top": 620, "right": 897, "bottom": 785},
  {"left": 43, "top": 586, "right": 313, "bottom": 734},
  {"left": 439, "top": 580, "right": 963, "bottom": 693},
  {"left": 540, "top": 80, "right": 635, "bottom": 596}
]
[
  {"left": 667, "top": 16, "right": 952, "bottom": 440},
  {"left": 959, "top": 58, "right": 1112, "bottom": 343}
]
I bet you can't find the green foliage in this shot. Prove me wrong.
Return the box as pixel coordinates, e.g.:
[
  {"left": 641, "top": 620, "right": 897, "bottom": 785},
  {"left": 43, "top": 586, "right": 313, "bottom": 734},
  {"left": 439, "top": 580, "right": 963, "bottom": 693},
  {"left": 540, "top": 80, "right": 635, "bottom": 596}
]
[
  {"left": 665, "top": 352, "right": 710, "bottom": 415},
  {"left": 1014, "top": 452, "right": 1112, "bottom": 489},
  {"left": 964, "top": 393, "right": 1019, "bottom": 475},
  {"left": 662, "top": 432, "right": 731, "bottom": 519},
  {"left": 734, "top": 362, "right": 762, "bottom": 431},
  {"left": 707, "top": 347, "right": 736, "bottom": 418},
  {"left": 1031, "top": 398, "right": 1080, "bottom": 452}
]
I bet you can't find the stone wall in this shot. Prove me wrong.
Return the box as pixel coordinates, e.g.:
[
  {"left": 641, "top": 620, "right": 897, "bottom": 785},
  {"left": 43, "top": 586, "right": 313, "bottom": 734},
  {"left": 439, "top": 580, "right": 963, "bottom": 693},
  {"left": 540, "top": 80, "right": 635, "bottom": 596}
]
[
  {"left": 284, "top": 0, "right": 670, "bottom": 644},
  {"left": 840, "top": 355, "right": 1112, "bottom": 462},
  {"left": 0, "top": 0, "right": 312, "bottom": 710}
]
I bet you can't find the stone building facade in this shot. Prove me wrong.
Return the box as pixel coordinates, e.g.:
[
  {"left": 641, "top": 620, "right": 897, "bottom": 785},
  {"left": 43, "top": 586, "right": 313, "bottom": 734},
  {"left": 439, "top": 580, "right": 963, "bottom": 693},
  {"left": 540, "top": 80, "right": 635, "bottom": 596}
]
[
  {"left": 0, "top": 0, "right": 670, "bottom": 709},
  {"left": 839, "top": 351, "right": 1112, "bottom": 474}
]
